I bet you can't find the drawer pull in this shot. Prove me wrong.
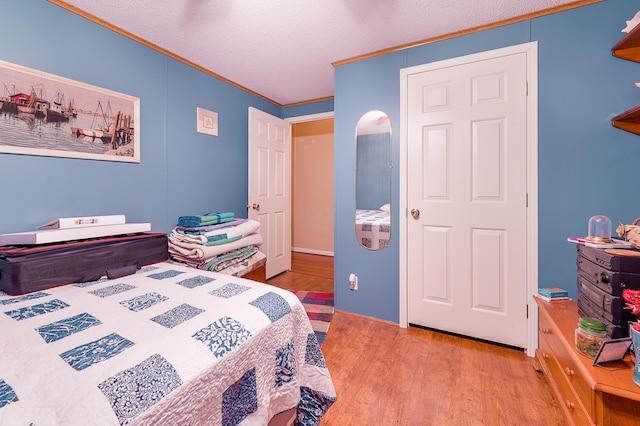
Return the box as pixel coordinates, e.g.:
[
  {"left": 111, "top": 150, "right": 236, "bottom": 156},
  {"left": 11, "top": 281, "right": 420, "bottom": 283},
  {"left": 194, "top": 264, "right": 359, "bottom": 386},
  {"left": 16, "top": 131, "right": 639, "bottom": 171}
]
[
  {"left": 565, "top": 401, "right": 575, "bottom": 410},
  {"left": 542, "top": 352, "right": 550, "bottom": 360},
  {"left": 564, "top": 367, "right": 575, "bottom": 377},
  {"left": 542, "top": 328, "right": 551, "bottom": 335}
]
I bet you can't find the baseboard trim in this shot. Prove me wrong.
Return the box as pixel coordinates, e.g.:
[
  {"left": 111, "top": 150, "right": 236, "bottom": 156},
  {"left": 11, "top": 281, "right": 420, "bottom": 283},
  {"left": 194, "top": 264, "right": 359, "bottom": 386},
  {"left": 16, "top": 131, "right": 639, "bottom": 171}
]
[{"left": 292, "top": 247, "right": 334, "bottom": 257}]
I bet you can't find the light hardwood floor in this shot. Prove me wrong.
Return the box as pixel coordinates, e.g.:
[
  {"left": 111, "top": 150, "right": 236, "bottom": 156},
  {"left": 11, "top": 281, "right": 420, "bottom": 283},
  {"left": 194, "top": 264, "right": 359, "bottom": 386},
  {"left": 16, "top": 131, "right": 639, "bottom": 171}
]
[
  {"left": 267, "top": 252, "right": 333, "bottom": 292},
  {"left": 268, "top": 253, "right": 567, "bottom": 425}
]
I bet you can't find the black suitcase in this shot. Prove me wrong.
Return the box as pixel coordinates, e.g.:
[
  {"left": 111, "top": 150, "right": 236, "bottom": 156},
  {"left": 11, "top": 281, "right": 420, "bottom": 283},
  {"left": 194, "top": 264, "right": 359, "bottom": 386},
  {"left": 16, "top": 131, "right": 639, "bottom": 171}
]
[{"left": 0, "top": 233, "right": 168, "bottom": 295}]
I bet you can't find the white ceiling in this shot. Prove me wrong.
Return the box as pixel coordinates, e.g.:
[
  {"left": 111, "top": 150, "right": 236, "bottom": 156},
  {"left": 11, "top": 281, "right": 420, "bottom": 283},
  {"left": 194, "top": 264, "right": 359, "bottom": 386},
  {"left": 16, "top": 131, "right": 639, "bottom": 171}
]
[{"left": 58, "top": 0, "right": 584, "bottom": 106}]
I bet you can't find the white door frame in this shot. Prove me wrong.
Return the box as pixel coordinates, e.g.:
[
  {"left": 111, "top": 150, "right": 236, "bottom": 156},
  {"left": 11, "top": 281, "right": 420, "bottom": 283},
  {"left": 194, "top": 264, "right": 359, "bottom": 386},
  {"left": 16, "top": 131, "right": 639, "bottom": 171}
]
[
  {"left": 399, "top": 42, "right": 539, "bottom": 356},
  {"left": 286, "top": 111, "right": 334, "bottom": 124}
]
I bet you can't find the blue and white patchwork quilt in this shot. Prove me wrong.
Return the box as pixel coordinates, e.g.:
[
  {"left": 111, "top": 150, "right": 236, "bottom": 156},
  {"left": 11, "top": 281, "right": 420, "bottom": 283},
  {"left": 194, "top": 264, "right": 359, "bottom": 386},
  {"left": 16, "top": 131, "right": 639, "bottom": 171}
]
[
  {"left": 355, "top": 209, "right": 390, "bottom": 250},
  {"left": 0, "top": 262, "right": 336, "bottom": 425}
]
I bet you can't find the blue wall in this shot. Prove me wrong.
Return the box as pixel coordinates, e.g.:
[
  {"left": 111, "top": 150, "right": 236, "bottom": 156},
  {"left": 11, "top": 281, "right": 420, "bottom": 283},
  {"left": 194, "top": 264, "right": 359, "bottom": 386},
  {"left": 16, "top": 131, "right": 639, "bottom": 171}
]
[
  {"left": 0, "top": 1, "right": 286, "bottom": 235},
  {"left": 334, "top": 0, "right": 640, "bottom": 322},
  {"left": 283, "top": 99, "right": 334, "bottom": 119}
]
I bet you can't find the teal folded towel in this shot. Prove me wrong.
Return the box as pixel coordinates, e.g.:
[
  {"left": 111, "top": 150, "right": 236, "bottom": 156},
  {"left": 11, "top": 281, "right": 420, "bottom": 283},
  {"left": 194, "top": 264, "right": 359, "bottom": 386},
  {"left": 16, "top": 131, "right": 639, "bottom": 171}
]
[
  {"left": 178, "top": 212, "right": 234, "bottom": 228},
  {"left": 205, "top": 234, "right": 242, "bottom": 246}
]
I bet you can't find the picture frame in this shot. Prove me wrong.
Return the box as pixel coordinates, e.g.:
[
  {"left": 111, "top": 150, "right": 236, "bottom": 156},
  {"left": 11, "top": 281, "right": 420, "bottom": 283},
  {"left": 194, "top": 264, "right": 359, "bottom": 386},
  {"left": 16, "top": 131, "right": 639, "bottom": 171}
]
[
  {"left": 593, "top": 337, "right": 633, "bottom": 366},
  {"left": 0, "top": 59, "right": 140, "bottom": 163},
  {"left": 197, "top": 107, "right": 218, "bottom": 136}
]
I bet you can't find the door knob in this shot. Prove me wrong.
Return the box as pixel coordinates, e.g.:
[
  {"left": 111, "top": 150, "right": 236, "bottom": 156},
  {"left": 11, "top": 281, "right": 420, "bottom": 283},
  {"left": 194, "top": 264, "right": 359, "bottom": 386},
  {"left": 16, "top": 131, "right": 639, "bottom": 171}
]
[
  {"left": 252, "top": 203, "right": 260, "bottom": 211},
  {"left": 411, "top": 209, "right": 420, "bottom": 219}
]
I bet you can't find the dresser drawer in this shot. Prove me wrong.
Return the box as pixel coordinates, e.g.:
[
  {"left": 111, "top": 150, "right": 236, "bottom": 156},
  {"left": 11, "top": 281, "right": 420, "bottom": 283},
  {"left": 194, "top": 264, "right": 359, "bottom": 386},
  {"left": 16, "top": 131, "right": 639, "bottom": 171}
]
[
  {"left": 539, "top": 309, "right": 593, "bottom": 414},
  {"left": 538, "top": 338, "right": 592, "bottom": 425},
  {"left": 537, "top": 298, "right": 640, "bottom": 426}
]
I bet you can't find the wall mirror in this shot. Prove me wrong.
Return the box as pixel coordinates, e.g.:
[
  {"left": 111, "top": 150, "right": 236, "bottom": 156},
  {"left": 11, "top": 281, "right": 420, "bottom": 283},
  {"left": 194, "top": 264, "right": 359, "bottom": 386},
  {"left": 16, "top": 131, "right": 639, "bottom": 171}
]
[{"left": 355, "top": 110, "right": 392, "bottom": 250}]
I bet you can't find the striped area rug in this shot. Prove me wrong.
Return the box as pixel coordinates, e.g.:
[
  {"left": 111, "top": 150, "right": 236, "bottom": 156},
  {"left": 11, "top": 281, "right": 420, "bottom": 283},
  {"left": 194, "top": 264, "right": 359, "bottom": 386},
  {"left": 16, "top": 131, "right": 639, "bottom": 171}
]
[{"left": 292, "top": 290, "right": 334, "bottom": 347}]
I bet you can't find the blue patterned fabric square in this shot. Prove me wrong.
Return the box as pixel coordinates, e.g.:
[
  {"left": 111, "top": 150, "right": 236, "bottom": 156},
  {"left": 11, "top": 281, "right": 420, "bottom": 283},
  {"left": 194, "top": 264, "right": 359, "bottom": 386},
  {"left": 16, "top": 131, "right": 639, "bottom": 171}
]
[
  {"left": 297, "top": 386, "right": 337, "bottom": 426},
  {"left": 0, "top": 292, "right": 49, "bottom": 305},
  {"left": 120, "top": 292, "right": 169, "bottom": 312},
  {"left": 361, "top": 237, "right": 372, "bottom": 248},
  {"left": 0, "top": 380, "right": 18, "bottom": 409},
  {"left": 362, "top": 223, "right": 372, "bottom": 231},
  {"left": 4, "top": 299, "right": 69, "bottom": 321},
  {"left": 209, "top": 283, "right": 251, "bottom": 298},
  {"left": 222, "top": 368, "right": 257, "bottom": 426},
  {"left": 60, "top": 333, "right": 134, "bottom": 371},
  {"left": 140, "top": 265, "right": 161, "bottom": 273},
  {"left": 249, "top": 292, "right": 291, "bottom": 323},
  {"left": 147, "top": 270, "right": 185, "bottom": 280},
  {"left": 98, "top": 353, "right": 182, "bottom": 425},
  {"left": 305, "top": 333, "right": 326, "bottom": 368},
  {"left": 89, "top": 283, "right": 136, "bottom": 298},
  {"left": 176, "top": 275, "right": 215, "bottom": 289},
  {"left": 275, "top": 339, "right": 296, "bottom": 387},
  {"left": 150, "top": 303, "right": 204, "bottom": 329},
  {"left": 192, "top": 316, "right": 251, "bottom": 358},
  {"left": 73, "top": 277, "right": 109, "bottom": 288},
  {"left": 36, "top": 312, "right": 102, "bottom": 343}
]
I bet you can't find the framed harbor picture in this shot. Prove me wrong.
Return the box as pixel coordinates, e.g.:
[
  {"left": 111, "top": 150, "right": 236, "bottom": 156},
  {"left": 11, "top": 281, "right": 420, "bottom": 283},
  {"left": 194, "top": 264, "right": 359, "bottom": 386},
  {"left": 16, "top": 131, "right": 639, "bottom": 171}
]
[{"left": 0, "top": 59, "right": 140, "bottom": 163}]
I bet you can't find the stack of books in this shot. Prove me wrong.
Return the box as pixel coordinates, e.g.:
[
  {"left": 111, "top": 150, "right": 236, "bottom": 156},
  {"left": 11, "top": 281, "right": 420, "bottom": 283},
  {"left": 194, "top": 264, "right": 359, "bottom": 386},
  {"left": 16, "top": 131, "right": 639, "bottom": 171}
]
[{"left": 536, "top": 287, "right": 571, "bottom": 303}]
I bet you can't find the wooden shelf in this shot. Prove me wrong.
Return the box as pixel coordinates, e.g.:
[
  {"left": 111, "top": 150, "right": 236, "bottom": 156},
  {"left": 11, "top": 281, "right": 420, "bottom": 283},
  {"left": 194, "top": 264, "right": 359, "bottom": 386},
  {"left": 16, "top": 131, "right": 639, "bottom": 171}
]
[
  {"left": 612, "top": 25, "right": 640, "bottom": 135},
  {"left": 612, "top": 104, "right": 640, "bottom": 135},
  {"left": 612, "top": 23, "right": 640, "bottom": 62}
]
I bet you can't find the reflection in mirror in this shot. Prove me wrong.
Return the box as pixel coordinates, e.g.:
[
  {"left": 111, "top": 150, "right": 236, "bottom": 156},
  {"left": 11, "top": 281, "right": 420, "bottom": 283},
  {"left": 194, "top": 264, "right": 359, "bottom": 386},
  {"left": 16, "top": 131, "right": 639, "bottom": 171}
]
[{"left": 355, "top": 110, "right": 391, "bottom": 250}]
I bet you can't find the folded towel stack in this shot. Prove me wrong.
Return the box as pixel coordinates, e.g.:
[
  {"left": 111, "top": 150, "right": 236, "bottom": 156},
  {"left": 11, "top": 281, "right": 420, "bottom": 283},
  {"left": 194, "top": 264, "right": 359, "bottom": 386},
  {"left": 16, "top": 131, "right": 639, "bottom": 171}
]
[
  {"left": 177, "top": 212, "right": 235, "bottom": 228},
  {"left": 169, "top": 212, "right": 265, "bottom": 275}
]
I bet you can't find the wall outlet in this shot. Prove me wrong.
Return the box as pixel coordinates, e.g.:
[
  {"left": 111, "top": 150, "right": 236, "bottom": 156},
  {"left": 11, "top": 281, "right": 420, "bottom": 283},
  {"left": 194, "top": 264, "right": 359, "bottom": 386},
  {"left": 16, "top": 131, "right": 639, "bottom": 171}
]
[{"left": 349, "top": 273, "right": 358, "bottom": 291}]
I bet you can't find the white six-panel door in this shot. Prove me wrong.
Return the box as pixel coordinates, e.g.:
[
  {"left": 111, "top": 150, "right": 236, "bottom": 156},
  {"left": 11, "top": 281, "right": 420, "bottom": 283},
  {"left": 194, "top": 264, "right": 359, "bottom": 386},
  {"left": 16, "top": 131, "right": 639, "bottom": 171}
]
[
  {"left": 404, "top": 47, "right": 532, "bottom": 348},
  {"left": 248, "top": 107, "right": 292, "bottom": 279}
]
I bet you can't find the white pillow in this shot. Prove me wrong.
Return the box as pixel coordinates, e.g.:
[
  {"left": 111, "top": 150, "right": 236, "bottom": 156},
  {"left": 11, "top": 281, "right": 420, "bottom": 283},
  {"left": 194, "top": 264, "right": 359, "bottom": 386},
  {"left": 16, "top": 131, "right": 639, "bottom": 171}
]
[{"left": 380, "top": 203, "right": 390, "bottom": 213}]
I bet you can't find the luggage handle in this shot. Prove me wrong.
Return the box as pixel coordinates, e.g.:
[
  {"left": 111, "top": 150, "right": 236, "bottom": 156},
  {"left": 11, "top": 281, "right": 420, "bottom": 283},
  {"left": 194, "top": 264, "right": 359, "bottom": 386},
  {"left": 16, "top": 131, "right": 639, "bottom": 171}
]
[{"left": 106, "top": 264, "right": 138, "bottom": 280}]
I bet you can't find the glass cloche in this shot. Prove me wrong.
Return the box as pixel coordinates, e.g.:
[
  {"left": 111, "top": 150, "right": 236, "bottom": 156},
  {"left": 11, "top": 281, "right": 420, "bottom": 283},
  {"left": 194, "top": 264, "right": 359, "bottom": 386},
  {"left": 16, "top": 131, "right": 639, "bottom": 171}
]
[{"left": 585, "top": 215, "right": 612, "bottom": 243}]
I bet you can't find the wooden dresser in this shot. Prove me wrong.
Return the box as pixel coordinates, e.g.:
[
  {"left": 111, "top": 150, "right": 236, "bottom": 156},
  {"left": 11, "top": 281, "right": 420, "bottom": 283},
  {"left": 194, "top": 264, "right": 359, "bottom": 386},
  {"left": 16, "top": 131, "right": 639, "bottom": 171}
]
[{"left": 535, "top": 298, "right": 640, "bottom": 425}]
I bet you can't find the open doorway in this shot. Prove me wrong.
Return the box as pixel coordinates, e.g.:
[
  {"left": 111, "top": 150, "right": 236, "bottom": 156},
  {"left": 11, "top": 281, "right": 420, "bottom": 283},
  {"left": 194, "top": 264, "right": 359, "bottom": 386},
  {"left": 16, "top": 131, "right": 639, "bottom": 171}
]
[
  {"left": 291, "top": 118, "right": 334, "bottom": 257},
  {"left": 267, "top": 114, "right": 334, "bottom": 292}
]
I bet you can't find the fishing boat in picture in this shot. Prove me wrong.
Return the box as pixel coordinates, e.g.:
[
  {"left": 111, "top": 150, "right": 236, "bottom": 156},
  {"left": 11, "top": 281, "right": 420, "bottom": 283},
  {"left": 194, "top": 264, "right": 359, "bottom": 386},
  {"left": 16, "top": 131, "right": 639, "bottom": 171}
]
[
  {"left": 2, "top": 84, "right": 18, "bottom": 113},
  {"left": 71, "top": 100, "right": 134, "bottom": 149},
  {"left": 16, "top": 90, "right": 36, "bottom": 115},
  {"left": 43, "top": 101, "right": 69, "bottom": 120},
  {"left": 71, "top": 100, "right": 113, "bottom": 141},
  {"left": 67, "top": 99, "right": 77, "bottom": 118},
  {"left": 43, "top": 92, "right": 70, "bottom": 121},
  {"left": 35, "top": 99, "right": 50, "bottom": 118}
]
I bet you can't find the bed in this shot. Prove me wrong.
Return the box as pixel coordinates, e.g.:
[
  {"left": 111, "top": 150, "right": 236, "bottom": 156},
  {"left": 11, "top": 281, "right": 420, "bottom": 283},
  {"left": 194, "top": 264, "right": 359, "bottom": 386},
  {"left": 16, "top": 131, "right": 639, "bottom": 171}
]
[
  {"left": 0, "top": 261, "right": 336, "bottom": 425},
  {"left": 355, "top": 209, "right": 390, "bottom": 250}
]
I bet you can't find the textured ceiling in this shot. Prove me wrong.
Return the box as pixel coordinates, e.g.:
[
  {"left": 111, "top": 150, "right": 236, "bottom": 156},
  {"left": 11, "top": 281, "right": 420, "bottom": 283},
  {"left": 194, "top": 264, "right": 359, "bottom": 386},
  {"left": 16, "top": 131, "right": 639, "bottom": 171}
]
[{"left": 57, "top": 0, "right": 585, "bottom": 106}]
